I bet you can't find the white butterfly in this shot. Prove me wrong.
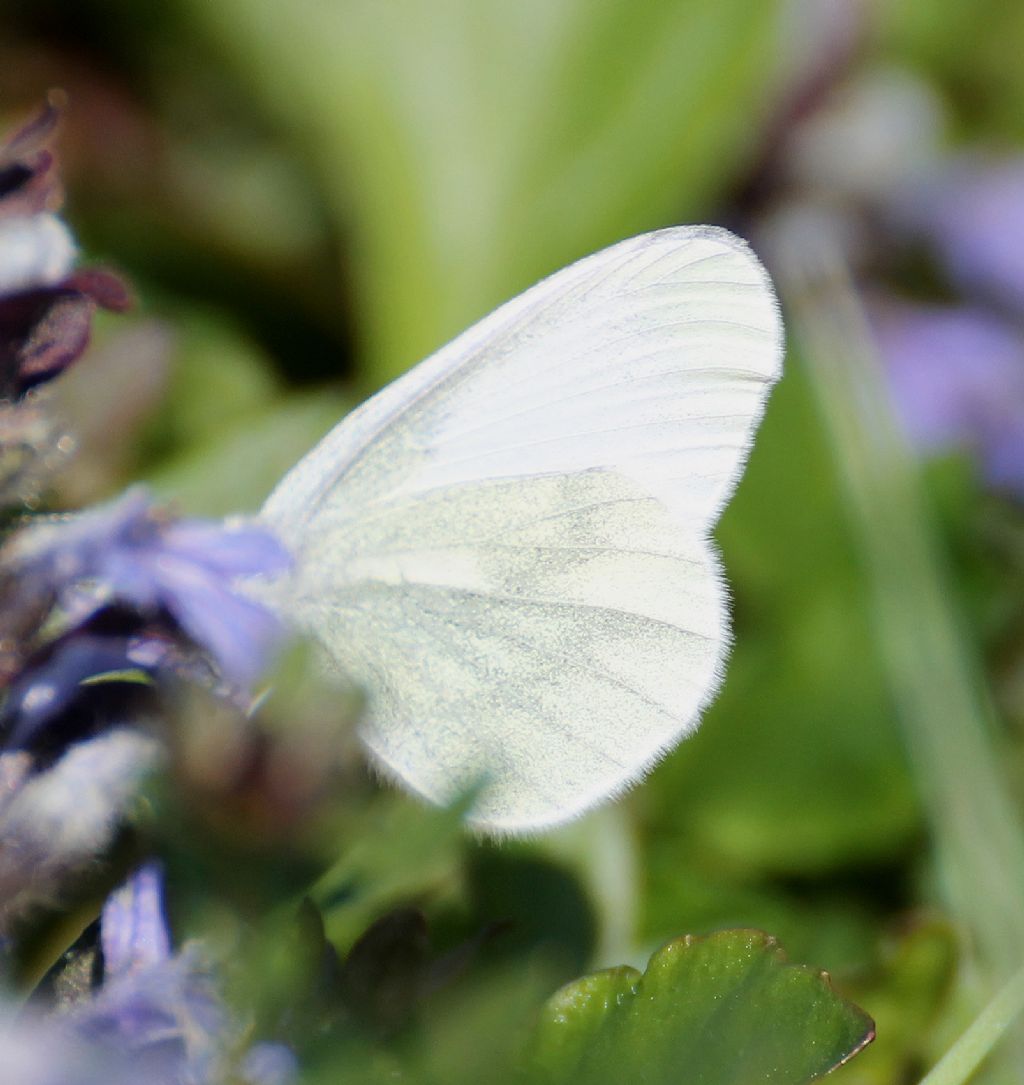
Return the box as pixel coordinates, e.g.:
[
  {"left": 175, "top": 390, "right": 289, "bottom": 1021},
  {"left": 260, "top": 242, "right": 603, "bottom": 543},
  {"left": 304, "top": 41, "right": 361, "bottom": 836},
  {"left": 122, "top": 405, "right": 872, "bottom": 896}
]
[{"left": 261, "top": 226, "right": 783, "bottom": 834}]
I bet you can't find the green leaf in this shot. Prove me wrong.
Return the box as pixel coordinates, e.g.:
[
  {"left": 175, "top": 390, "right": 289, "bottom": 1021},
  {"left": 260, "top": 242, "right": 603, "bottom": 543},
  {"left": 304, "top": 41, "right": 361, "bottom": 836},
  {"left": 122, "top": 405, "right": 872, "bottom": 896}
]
[
  {"left": 337, "top": 907, "right": 432, "bottom": 1035},
  {"left": 529, "top": 930, "right": 873, "bottom": 1085},
  {"left": 174, "top": 0, "right": 782, "bottom": 383},
  {"left": 146, "top": 390, "right": 349, "bottom": 516},
  {"left": 462, "top": 845, "right": 598, "bottom": 983},
  {"left": 311, "top": 792, "right": 470, "bottom": 950},
  {"left": 142, "top": 310, "right": 279, "bottom": 461}
]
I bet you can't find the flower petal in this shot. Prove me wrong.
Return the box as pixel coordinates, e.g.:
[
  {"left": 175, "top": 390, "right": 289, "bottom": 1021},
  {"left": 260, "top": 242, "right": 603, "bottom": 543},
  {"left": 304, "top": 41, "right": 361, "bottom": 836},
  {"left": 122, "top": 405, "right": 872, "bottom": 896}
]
[
  {"left": 101, "top": 863, "right": 173, "bottom": 979},
  {"left": 0, "top": 214, "right": 76, "bottom": 298}
]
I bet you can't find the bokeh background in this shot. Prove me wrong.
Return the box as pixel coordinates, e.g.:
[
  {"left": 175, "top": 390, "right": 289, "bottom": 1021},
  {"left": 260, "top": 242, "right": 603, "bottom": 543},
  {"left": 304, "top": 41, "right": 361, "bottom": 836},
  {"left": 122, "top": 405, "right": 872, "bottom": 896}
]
[{"left": 4, "top": 1, "right": 1024, "bottom": 1080}]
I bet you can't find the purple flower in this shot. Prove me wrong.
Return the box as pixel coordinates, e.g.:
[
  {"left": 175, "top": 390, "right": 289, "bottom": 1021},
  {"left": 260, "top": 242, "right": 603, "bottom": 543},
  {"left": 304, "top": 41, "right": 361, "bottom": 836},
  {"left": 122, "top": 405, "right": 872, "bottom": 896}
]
[
  {"left": 9, "top": 488, "right": 292, "bottom": 686},
  {"left": 0, "top": 729, "right": 162, "bottom": 932},
  {"left": 918, "top": 156, "right": 1024, "bottom": 311},
  {"left": 0, "top": 864, "right": 299, "bottom": 1083},
  {"left": 870, "top": 299, "right": 1024, "bottom": 492},
  {"left": 0, "top": 633, "right": 165, "bottom": 750},
  {"left": 0, "top": 98, "right": 133, "bottom": 399},
  {"left": 0, "top": 264, "right": 133, "bottom": 399},
  {"left": 0, "top": 1010, "right": 142, "bottom": 1085},
  {"left": 0, "top": 95, "right": 63, "bottom": 219},
  {"left": 63, "top": 864, "right": 299, "bottom": 1085},
  {"left": 75, "top": 948, "right": 227, "bottom": 1080},
  {"left": 100, "top": 860, "right": 172, "bottom": 975},
  {"left": 241, "top": 1043, "right": 302, "bottom": 1085},
  {"left": 0, "top": 214, "right": 75, "bottom": 298}
]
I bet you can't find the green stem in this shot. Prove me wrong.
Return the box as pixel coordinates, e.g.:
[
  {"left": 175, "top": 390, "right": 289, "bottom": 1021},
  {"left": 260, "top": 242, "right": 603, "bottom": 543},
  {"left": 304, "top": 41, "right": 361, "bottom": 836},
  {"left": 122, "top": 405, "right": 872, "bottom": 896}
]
[
  {"left": 919, "top": 965, "right": 1024, "bottom": 1085},
  {"left": 767, "top": 209, "right": 1024, "bottom": 988}
]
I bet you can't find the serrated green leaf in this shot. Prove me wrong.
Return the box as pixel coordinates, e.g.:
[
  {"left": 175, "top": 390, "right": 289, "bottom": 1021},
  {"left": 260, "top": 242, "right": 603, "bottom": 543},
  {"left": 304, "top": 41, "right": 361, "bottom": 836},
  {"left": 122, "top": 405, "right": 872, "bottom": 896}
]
[{"left": 529, "top": 930, "right": 873, "bottom": 1085}]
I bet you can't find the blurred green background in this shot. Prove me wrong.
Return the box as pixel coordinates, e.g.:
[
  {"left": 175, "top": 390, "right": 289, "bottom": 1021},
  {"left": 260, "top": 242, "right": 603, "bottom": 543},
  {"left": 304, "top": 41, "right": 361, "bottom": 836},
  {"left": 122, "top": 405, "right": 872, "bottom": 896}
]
[{"left": 5, "top": 1, "right": 1024, "bottom": 1080}]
